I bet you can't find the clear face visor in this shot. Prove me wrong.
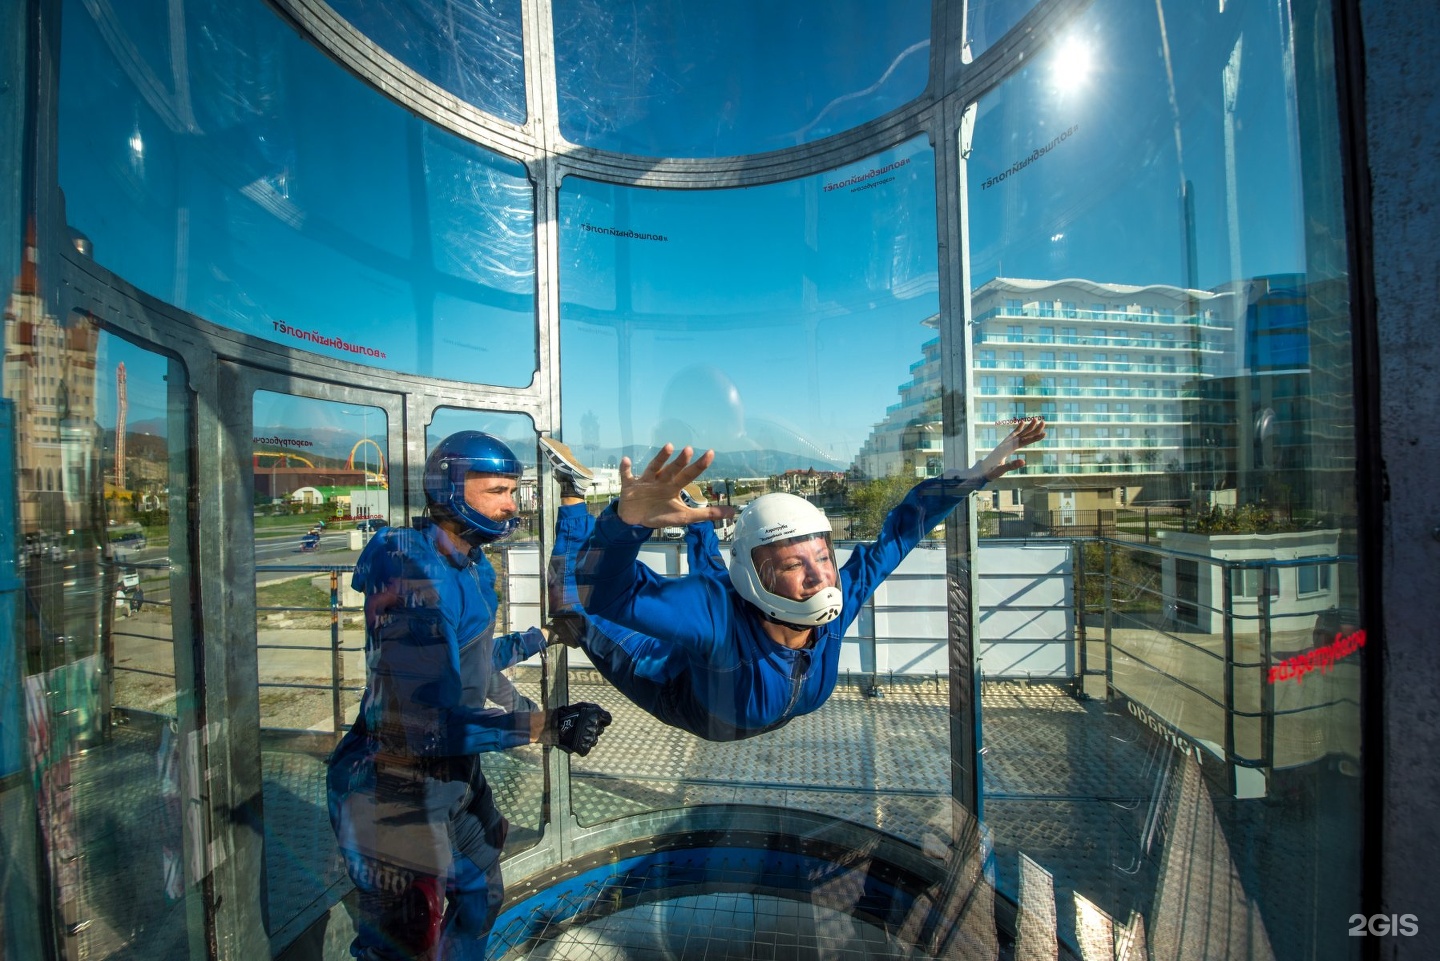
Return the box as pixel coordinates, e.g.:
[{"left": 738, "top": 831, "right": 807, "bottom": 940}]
[
  {"left": 751, "top": 533, "right": 837, "bottom": 597},
  {"left": 464, "top": 469, "right": 520, "bottom": 511}
]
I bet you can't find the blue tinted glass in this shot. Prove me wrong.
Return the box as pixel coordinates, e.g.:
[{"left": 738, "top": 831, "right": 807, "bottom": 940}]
[
  {"left": 327, "top": 0, "right": 526, "bottom": 124},
  {"left": 966, "top": 0, "right": 1363, "bottom": 955},
  {"left": 1246, "top": 282, "right": 1310, "bottom": 369},
  {"left": 559, "top": 139, "right": 937, "bottom": 485},
  {"left": 76, "top": 0, "right": 176, "bottom": 91},
  {"left": 967, "top": 6, "right": 1305, "bottom": 291},
  {"left": 966, "top": 0, "right": 1044, "bottom": 58},
  {"left": 58, "top": 0, "right": 536, "bottom": 385},
  {"left": 553, "top": 0, "right": 931, "bottom": 157}
]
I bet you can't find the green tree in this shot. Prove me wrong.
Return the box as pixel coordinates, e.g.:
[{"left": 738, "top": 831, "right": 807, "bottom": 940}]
[
  {"left": 848, "top": 474, "right": 920, "bottom": 540},
  {"left": 1081, "top": 542, "right": 1162, "bottom": 614}
]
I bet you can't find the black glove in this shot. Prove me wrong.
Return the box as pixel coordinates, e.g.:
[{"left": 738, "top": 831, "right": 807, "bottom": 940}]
[{"left": 541, "top": 702, "right": 612, "bottom": 756}]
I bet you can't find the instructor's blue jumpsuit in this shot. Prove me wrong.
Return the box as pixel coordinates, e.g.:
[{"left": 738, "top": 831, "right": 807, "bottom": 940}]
[
  {"left": 328, "top": 518, "right": 544, "bottom": 961},
  {"left": 565, "top": 474, "right": 984, "bottom": 741}
]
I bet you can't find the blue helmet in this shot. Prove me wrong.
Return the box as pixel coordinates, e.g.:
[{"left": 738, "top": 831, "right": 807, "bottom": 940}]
[{"left": 424, "top": 431, "right": 524, "bottom": 542}]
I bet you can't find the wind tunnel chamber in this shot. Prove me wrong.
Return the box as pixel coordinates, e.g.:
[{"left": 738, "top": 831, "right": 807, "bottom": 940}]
[{"left": 0, "top": 0, "right": 1376, "bottom": 958}]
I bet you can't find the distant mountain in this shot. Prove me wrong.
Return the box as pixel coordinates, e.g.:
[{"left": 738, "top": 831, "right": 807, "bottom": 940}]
[
  {"left": 111, "top": 421, "right": 378, "bottom": 466},
  {"left": 100, "top": 427, "right": 167, "bottom": 460},
  {"left": 582, "top": 446, "right": 844, "bottom": 478},
  {"left": 127, "top": 417, "right": 167, "bottom": 438},
  {"left": 251, "top": 425, "right": 382, "bottom": 465},
  {"left": 110, "top": 425, "right": 845, "bottom": 476}
]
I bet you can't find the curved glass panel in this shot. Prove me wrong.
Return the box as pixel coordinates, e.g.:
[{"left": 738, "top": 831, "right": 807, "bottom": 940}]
[
  {"left": 250, "top": 392, "right": 394, "bottom": 942},
  {"left": 4, "top": 308, "right": 207, "bottom": 958},
  {"left": 964, "top": 0, "right": 1363, "bottom": 956},
  {"left": 250, "top": 392, "right": 390, "bottom": 733},
  {"left": 553, "top": 0, "right": 932, "bottom": 157},
  {"left": 557, "top": 138, "right": 944, "bottom": 835},
  {"left": 966, "top": 0, "right": 1045, "bottom": 59},
  {"left": 57, "top": 0, "right": 537, "bottom": 385},
  {"left": 327, "top": 0, "right": 527, "bottom": 124}
]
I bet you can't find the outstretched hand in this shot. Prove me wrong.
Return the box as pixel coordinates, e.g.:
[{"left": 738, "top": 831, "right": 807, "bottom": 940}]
[
  {"left": 617, "top": 444, "right": 737, "bottom": 529},
  {"left": 976, "top": 417, "right": 1047, "bottom": 481}
]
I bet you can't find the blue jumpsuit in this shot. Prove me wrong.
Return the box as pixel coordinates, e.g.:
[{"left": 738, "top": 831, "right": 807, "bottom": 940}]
[
  {"left": 567, "top": 475, "right": 984, "bottom": 741},
  {"left": 551, "top": 504, "right": 728, "bottom": 738},
  {"left": 328, "top": 518, "right": 544, "bottom": 961}
]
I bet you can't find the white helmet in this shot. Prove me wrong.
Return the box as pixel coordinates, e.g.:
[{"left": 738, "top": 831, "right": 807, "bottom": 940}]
[{"left": 729, "top": 493, "right": 843, "bottom": 628}]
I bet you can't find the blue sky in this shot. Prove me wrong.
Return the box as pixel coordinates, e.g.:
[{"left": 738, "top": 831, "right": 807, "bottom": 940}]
[
  {"left": 65, "top": 0, "right": 1305, "bottom": 467},
  {"left": 557, "top": 138, "right": 939, "bottom": 463}
]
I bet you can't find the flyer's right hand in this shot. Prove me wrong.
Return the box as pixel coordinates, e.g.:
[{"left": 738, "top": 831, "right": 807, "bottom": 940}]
[{"left": 977, "top": 417, "right": 1047, "bottom": 481}]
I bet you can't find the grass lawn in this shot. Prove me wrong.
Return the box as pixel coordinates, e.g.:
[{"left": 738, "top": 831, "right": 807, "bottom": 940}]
[{"left": 257, "top": 574, "right": 334, "bottom": 615}]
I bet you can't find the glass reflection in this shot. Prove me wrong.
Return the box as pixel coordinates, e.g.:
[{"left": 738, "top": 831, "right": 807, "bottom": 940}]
[
  {"left": 250, "top": 392, "right": 389, "bottom": 733},
  {"left": 0, "top": 0, "right": 41, "bottom": 942},
  {"left": 553, "top": 0, "right": 931, "bottom": 156},
  {"left": 560, "top": 138, "right": 937, "bottom": 477},
  {"left": 250, "top": 392, "right": 398, "bottom": 942},
  {"left": 966, "top": 0, "right": 1362, "bottom": 957},
  {"left": 58, "top": 0, "right": 537, "bottom": 384},
  {"left": 327, "top": 0, "right": 527, "bottom": 124},
  {"left": 4, "top": 300, "right": 203, "bottom": 957},
  {"left": 965, "top": 0, "right": 1047, "bottom": 60},
  {"left": 424, "top": 409, "right": 546, "bottom": 852}
]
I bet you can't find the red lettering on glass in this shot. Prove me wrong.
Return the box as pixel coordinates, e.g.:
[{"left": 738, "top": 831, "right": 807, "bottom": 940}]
[{"left": 1268, "top": 629, "right": 1365, "bottom": 685}]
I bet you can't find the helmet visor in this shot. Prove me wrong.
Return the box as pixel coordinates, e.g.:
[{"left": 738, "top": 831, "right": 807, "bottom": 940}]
[{"left": 751, "top": 533, "right": 838, "bottom": 600}]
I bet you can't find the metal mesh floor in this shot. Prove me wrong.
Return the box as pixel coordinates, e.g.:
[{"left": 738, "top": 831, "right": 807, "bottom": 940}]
[{"left": 56, "top": 678, "right": 1352, "bottom": 960}]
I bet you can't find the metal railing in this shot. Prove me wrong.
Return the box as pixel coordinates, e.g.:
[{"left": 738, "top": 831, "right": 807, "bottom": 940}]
[
  {"left": 230, "top": 538, "right": 1357, "bottom": 781},
  {"left": 1078, "top": 537, "right": 1359, "bottom": 781},
  {"left": 254, "top": 563, "right": 360, "bottom": 736}
]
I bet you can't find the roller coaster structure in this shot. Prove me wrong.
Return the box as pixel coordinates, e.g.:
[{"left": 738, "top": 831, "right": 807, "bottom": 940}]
[{"left": 252, "top": 440, "right": 387, "bottom": 487}]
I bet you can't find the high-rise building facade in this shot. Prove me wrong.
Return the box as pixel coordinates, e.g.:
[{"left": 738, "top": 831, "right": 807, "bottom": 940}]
[{"left": 857, "top": 278, "right": 1237, "bottom": 498}]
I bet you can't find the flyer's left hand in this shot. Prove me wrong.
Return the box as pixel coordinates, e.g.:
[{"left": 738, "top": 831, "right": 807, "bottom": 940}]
[{"left": 616, "top": 444, "right": 736, "bottom": 529}]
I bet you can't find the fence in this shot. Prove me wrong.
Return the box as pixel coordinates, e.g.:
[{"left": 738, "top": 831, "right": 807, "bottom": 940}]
[
  {"left": 105, "top": 537, "right": 1359, "bottom": 794},
  {"left": 1079, "top": 538, "right": 1359, "bottom": 795}
]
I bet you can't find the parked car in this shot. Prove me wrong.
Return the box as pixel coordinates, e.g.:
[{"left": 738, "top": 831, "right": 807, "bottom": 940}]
[
  {"left": 355, "top": 517, "right": 388, "bottom": 533},
  {"left": 662, "top": 519, "right": 732, "bottom": 541}
]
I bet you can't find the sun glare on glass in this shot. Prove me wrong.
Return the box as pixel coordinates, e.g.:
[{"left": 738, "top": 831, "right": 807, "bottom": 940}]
[{"left": 1050, "top": 36, "right": 1094, "bottom": 94}]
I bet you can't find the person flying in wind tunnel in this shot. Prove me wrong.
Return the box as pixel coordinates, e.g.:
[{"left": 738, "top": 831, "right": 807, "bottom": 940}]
[
  {"left": 542, "top": 437, "right": 729, "bottom": 740},
  {"left": 328, "top": 431, "right": 613, "bottom": 961},
  {"left": 545, "top": 419, "right": 1046, "bottom": 742}
]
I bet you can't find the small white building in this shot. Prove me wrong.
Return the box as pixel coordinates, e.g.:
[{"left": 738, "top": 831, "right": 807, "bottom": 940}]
[
  {"left": 1157, "top": 528, "right": 1342, "bottom": 636},
  {"left": 289, "top": 486, "right": 324, "bottom": 506}
]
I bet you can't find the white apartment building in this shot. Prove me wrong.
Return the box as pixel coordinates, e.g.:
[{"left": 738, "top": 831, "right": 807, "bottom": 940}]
[
  {"left": 853, "top": 315, "right": 944, "bottom": 480},
  {"left": 856, "top": 278, "right": 1238, "bottom": 491}
]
